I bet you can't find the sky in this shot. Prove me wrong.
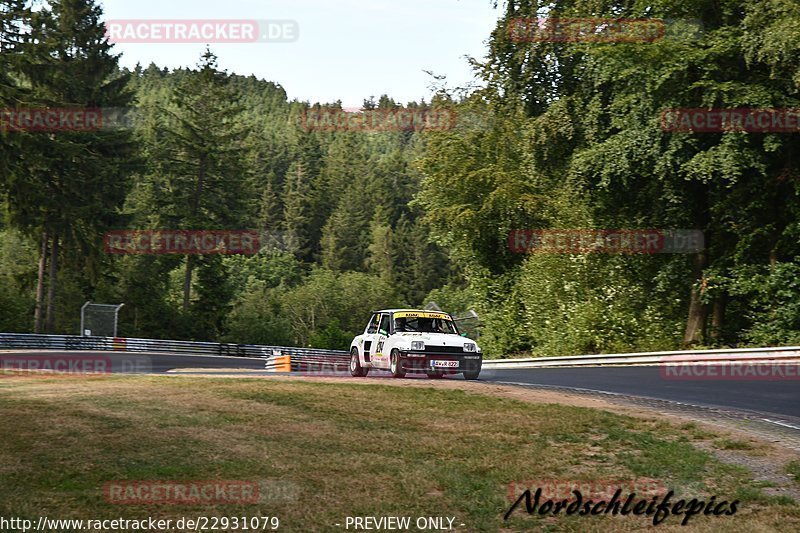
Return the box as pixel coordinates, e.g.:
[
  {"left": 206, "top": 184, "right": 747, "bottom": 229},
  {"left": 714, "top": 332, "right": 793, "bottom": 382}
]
[{"left": 99, "top": 0, "right": 502, "bottom": 108}]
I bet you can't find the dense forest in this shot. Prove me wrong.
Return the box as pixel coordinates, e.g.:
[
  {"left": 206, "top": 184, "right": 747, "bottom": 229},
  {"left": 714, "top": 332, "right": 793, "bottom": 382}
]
[{"left": 1, "top": 0, "right": 799, "bottom": 357}]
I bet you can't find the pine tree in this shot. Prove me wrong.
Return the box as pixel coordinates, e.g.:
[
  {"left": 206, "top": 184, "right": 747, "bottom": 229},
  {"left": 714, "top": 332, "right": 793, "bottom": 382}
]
[
  {"left": 258, "top": 171, "right": 283, "bottom": 234},
  {"left": 0, "top": 0, "right": 29, "bottom": 198},
  {"left": 282, "top": 161, "right": 315, "bottom": 261},
  {"left": 0, "top": 0, "right": 28, "bottom": 55},
  {"left": 320, "top": 174, "right": 374, "bottom": 272},
  {"left": 4, "top": 0, "right": 136, "bottom": 332},
  {"left": 151, "top": 49, "right": 254, "bottom": 317}
]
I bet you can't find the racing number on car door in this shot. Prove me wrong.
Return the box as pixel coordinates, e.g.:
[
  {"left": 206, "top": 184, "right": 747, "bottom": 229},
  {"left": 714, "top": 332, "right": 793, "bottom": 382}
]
[
  {"left": 363, "top": 313, "right": 381, "bottom": 363},
  {"left": 371, "top": 313, "right": 391, "bottom": 367}
]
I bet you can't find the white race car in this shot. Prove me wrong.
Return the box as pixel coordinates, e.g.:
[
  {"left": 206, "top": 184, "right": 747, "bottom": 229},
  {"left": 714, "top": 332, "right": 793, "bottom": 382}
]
[{"left": 349, "top": 309, "right": 483, "bottom": 379}]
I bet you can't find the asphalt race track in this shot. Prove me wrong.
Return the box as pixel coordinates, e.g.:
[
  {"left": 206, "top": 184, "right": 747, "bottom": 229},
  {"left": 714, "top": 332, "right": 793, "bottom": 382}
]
[
  {"left": 485, "top": 366, "right": 800, "bottom": 420},
  {"left": 4, "top": 350, "right": 799, "bottom": 423}
]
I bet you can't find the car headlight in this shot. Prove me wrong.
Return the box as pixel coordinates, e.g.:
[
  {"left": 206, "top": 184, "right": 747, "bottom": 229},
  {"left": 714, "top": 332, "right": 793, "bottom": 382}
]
[
  {"left": 411, "top": 341, "right": 425, "bottom": 351},
  {"left": 464, "top": 342, "right": 476, "bottom": 352}
]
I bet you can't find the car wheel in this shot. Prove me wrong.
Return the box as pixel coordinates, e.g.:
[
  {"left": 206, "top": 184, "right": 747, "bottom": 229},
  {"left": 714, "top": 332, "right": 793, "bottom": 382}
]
[
  {"left": 350, "top": 348, "right": 368, "bottom": 377},
  {"left": 463, "top": 371, "right": 480, "bottom": 380},
  {"left": 390, "top": 349, "right": 406, "bottom": 378}
]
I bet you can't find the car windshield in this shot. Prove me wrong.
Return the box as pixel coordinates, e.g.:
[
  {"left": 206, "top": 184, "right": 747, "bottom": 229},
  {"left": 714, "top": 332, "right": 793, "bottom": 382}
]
[{"left": 395, "top": 316, "right": 458, "bottom": 335}]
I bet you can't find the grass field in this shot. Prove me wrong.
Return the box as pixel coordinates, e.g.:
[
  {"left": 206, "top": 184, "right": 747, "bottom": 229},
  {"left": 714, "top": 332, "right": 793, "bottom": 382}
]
[{"left": 0, "top": 375, "right": 797, "bottom": 532}]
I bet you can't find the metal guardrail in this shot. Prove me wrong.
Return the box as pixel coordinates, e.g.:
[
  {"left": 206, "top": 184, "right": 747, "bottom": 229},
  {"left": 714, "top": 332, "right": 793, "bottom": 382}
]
[
  {"left": 3, "top": 333, "right": 798, "bottom": 373},
  {"left": 481, "top": 346, "right": 800, "bottom": 369},
  {"left": 0, "top": 333, "right": 349, "bottom": 373}
]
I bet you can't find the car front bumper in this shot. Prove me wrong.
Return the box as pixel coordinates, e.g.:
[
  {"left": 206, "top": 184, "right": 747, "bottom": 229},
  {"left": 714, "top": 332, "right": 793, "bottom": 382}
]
[{"left": 399, "top": 351, "right": 483, "bottom": 373}]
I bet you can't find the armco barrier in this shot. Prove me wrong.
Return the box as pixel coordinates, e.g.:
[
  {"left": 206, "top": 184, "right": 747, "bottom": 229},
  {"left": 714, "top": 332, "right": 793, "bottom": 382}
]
[
  {"left": 0, "top": 333, "right": 349, "bottom": 373},
  {"left": 481, "top": 346, "right": 800, "bottom": 369},
  {"left": 3, "top": 333, "right": 798, "bottom": 373}
]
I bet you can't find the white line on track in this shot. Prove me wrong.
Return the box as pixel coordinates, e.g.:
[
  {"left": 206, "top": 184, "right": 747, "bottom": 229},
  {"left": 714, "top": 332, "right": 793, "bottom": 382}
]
[{"left": 761, "top": 419, "right": 800, "bottom": 431}]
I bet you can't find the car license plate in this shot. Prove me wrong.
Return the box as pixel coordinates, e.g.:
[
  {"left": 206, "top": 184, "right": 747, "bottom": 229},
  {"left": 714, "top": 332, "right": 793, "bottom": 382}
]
[{"left": 431, "top": 360, "right": 458, "bottom": 368}]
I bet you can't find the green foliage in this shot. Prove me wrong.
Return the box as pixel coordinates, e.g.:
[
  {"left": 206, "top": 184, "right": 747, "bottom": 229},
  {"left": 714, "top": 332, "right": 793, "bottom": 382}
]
[
  {"left": 0, "top": 0, "right": 137, "bottom": 333},
  {"left": 224, "top": 269, "right": 397, "bottom": 348},
  {"left": 0, "top": 280, "right": 31, "bottom": 332},
  {"left": 224, "top": 251, "right": 304, "bottom": 296},
  {"left": 105, "top": 255, "right": 183, "bottom": 339},
  {"left": 280, "top": 269, "right": 398, "bottom": 347},
  {"left": 282, "top": 161, "right": 317, "bottom": 261},
  {"left": 0, "top": 229, "right": 36, "bottom": 332},
  {"left": 109, "top": 62, "right": 447, "bottom": 343},
  {"left": 223, "top": 280, "right": 293, "bottom": 346},
  {"left": 417, "top": 0, "right": 800, "bottom": 355},
  {"left": 3, "top": 0, "right": 800, "bottom": 357},
  {"left": 726, "top": 262, "right": 800, "bottom": 345},
  {"left": 308, "top": 318, "right": 353, "bottom": 350},
  {"left": 515, "top": 253, "right": 684, "bottom": 356}
]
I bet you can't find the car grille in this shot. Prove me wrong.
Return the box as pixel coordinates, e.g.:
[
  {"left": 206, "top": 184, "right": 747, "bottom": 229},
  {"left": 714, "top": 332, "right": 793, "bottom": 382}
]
[{"left": 424, "top": 345, "right": 464, "bottom": 354}]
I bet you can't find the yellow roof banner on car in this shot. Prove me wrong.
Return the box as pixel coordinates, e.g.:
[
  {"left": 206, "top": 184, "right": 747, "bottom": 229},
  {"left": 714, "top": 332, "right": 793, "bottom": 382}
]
[{"left": 393, "top": 311, "right": 451, "bottom": 320}]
